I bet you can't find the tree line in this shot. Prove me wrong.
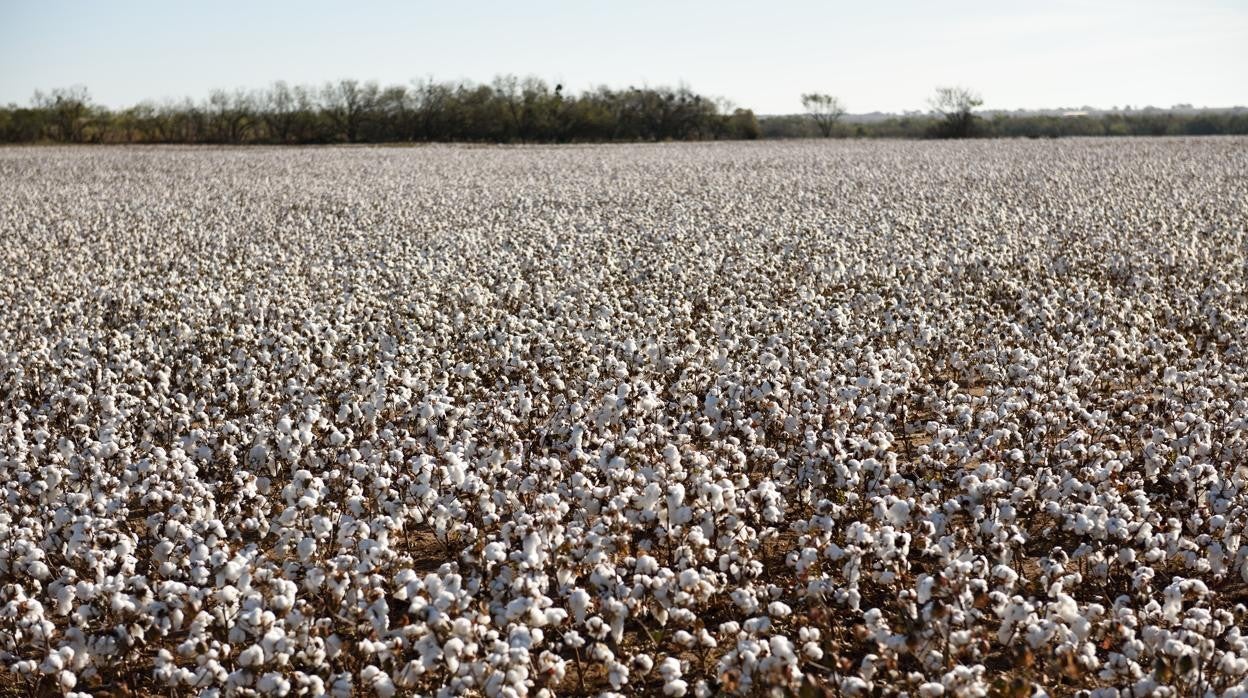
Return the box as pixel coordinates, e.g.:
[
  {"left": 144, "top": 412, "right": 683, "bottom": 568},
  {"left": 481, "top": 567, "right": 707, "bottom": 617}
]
[
  {"left": 785, "top": 86, "right": 1248, "bottom": 139},
  {"left": 762, "top": 109, "right": 1248, "bottom": 139},
  {"left": 3, "top": 79, "right": 1244, "bottom": 145},
  {"left": 0, "top": 78, "right": 762, "bottom": 144}
]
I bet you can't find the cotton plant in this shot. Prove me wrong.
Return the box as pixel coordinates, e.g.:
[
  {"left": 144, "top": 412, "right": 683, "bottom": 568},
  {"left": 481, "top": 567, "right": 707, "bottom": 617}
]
[{"left": 1, "top": 138, "right": 1247, "bottom": 695}]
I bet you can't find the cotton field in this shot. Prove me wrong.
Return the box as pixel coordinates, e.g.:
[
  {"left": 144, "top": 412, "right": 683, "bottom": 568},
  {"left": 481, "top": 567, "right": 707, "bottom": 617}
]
[{"left": 2, "top": 138, "right": 1247, "bottom": 697}]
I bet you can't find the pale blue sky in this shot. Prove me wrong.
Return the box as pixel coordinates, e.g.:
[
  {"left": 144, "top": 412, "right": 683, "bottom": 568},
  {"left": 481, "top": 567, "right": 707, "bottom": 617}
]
[{"left": 1, "top": 0, "right": 1244, "bottom": 114}]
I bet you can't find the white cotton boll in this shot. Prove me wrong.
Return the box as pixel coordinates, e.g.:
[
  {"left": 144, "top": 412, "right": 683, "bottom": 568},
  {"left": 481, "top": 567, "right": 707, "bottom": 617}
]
[
  {"left": 563, "top": 631, "right": 585, "bottom": 650},
  {"left": 918, "top": 683, "right": 945, "bottom": 697},
  {"left": 570, "top": 588, "right": 591, "bottom": 624},
  {"left": 27, "top": 560, "right": 51, "bottom": 580},
  {"left": 666, "top": 484, "right": 691, "bottom": 524},
  {"left": 58, "top": 671, "right": 76, "bottom": 691},
  {"left": 42, "top": 652, "right": 65, "bottom": 673},
  {"left": 1025, "top": 622, "right": 1049, "bottom": 648},
  {"left": 1052, "top": 594, "right": 1080, "bottom": 624},
  {"left": 769, "top": 636, "right": 797, "bottom": 662},
  {"left": 521, "top": 531, "right": 542, "bottom": 566},
  {"left": 704, "top": 391, "right": 720, "bottom": 418},
  {"left": 220, "top": 559, "right": 244, "bottom": 583},
  {"left": 484, "top": 541, "right": 506, "bottom": 563},
  {"left": 297, "top": 536, "right": 317, "bottom": 562},
  {"left": 633, "top": 653, "right": 655, "bottom": 675},
  {"left": 304, "top": 566, "right": 326, "bottom": 592},
  {"left": 767, "top": 601, "right": 792, "bottom": 618},
  {"left": 371, "top": 675, "right": 396, "bottom": 698},
  {"left": 636, "top": 555, "right": 659, "bottom": 575},
  {"left": 917, "top": 575, "right": 936, "bottom": 604},
  {"left": 608, "top": 660, "right": 629, "bottom": 689},
  {"left": 993, "top": 565, "right": 1019, "bottom": 587},
  {"left": 664, "top": 679, "right": 688, "bottom": 697},
  {"left": 239, "top": 644, "right": 265, "bottom": 667},
  {"left": 884, "top": 498, "right": 911, "bottom": 526},
  {"left": 12, "top": 661, "right": 36, "bottom": 676},
  {"left": 1218, "top": 654, "right": 1248, "bottom": 675},
  {"left": 705, "top": 482, "right": 725, "bottom": 511},
  {"left": 444, "top": 637, "right": 464, "bottom": 674},
  {"left": 445, "top": 453, "right": 466, "bottom": 487},
  {"left": 663, "top": 444, "right": 680, "bottom": 466},
  {"left": 257, "top": 672, "right": 291, "bottom": 696}
]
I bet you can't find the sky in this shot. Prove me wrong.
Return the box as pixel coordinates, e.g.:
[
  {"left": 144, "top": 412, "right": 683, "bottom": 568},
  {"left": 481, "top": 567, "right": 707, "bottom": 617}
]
[{"left": 1, "top": 0, "right": 1244, "bottom": 114}]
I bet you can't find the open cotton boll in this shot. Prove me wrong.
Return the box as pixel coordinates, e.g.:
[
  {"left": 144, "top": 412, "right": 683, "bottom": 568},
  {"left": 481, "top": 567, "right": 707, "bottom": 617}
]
[
  {"left": 483, "top": 541, "right": 507, "bottom": 563},
  {"left": 257, "top": 673, "right": 291, "bottom": 695},
  {"left": 883, "top": 497, "right": 911, "bottom": 527},
  {"left": 915, "top": 575, "right": 942, "bottom": 606},
  {"left": 238, "top": 644, "right": 265, "bottom": 668}
]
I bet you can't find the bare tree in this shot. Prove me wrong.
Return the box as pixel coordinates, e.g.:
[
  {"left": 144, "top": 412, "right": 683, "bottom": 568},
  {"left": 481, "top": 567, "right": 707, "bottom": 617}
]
[
  {"left": 207, "top": 89, "right": 254, "bottom": 144},
  {"left": 412, "top": 77, "right": 452, "bottom": 141},
  {"left": 323, "top": 79, "right": 379, "bottom": 142},
  {"left": 800, "top": 93, "right": 846, "bottom": 137},
  {"left": 493, "top": 74, "right": 524, "bottom": 141},
  {"left": 930, "top": 86, "right": 982, "bottom": 138},
  {"left": 377, "top": 85, "right": 412, "bottom": 143},
  {"left": 263, "top": 81, "right": 299, "bottom": 144}
]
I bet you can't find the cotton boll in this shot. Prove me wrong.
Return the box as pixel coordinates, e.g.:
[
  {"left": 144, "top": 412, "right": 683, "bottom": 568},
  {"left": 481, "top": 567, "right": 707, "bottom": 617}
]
[
  {"left": 883, "top": 497, "right": 911, "bottom": 527},
  {"left": 663, "top": 444, "right": 681, "bottom": 466},
  {"left": 257, "top": 672, "right": 291, "bottom": 696},
  {"left": 297, "top": 536, "right": 317, "bottom": 562},
  {"left": 659, "top": 657, "right": 682, "bottom": 683},
  {"left": 767, "top": 601, "right": 792, "bottom": 618},
  {"left": 27, "top": 560, "right": 51, "bottom": 580},
  {"left": 484, "top": 541, "right": 506, "bottom": 563},
  {"left": 608, "top": 660, "right": 629, "bottom": 689},
  {"left": 633, "top": 653, "right": 655, "bottom": 675},
  {"left": 916, "top": 575, "right": 936, "bottom": 604},
  {"left": 569, "top": 588, "right": 591, "bottom": 624},
  {"left": 239, "top": 644, "right": 265, "bottom": 668}
]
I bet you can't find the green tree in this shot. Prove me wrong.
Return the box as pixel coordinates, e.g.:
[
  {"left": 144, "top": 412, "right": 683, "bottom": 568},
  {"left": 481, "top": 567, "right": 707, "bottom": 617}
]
[{"left": 33, "top": 86, "right": 91, "bottom": 142}]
